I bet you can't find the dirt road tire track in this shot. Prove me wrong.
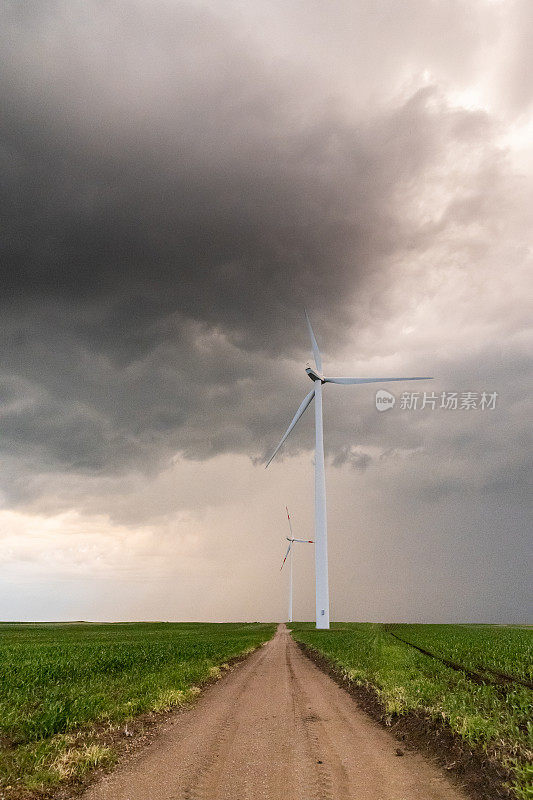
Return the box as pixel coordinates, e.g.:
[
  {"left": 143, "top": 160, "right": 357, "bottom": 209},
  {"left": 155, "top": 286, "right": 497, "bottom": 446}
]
[{"left": 83, "top": 625, "right": 469, "bottom": 800}]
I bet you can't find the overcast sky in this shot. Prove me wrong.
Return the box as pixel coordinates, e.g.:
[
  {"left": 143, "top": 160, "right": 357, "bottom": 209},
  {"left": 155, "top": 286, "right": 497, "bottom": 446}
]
[{"left": 1, "top": 0, "right": 531, "bottom": 623}]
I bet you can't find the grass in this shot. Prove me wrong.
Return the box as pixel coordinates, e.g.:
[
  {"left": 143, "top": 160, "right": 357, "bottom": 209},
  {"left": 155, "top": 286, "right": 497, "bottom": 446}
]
[
  {"left": 387, "top": 623, "right": 532, "bottom": 684},
  {"left": 289, "top": 622, "right": 533, "bottom": 799},
  {"left": 0, "top": 621, "right": 276, "bottom": 797}
]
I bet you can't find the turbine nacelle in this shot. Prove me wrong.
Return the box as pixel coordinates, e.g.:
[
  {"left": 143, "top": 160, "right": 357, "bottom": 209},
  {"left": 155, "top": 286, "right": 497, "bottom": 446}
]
[
  {"left": 305, "top": 362, "right": 325, "bottom": 382},
  {"left": 286, "top": 536, "right": 314, "bottom": 543}
]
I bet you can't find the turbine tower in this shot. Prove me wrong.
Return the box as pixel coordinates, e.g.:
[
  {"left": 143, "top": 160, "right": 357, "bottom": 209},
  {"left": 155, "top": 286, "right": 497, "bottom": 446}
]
[
  {"left": 280, "top": 506, "right": 314, "bottom": 623},
  {"left": 267, "top": 310, "right": 432, "bottom": 629}
]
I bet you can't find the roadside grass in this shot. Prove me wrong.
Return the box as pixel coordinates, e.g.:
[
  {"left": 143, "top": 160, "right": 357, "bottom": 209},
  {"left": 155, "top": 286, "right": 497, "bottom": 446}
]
[
  {"left": 289, "top": 622, "right": 533, "bottom": 799},
  {"left": 0, "top": 621, "right": 275, "bottom": 797}
]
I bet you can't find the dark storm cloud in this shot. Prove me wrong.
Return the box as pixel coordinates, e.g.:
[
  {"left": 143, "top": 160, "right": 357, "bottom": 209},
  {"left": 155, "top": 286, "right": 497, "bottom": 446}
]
[{"left": 0, "top": 0, "right": 529, "bottom": 494}]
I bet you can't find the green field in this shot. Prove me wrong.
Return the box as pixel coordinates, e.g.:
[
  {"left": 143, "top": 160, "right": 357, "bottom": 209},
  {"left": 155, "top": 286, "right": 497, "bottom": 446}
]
[
  {"left": 0, "top": 621, "right": 276, "bottom": 797},
  {"left": 290, "top": 623, "right": 533, "bottom": 799},
  {"left": 387, "top": 624, "right": 533, "bottom": 684}
]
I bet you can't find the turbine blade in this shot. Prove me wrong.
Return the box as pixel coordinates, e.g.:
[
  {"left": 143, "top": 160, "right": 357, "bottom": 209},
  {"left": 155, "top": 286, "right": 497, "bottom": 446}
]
[
  {"left": 324, "top": 376, "right": 433, "bottom": 385},
  {"left": 292, "top": 538, "right": 315, "bottom": 543},
  {"left": 304, "top": 309, "right": 322, "bottom": 372},
  {"left": 286, "top": 506, "right": 294, "bottom": 538},
  {"left": 265, "top": 388, "right": 315, "bottom": 468},
  {"left": 280, "top": 542, "right": 292, "bottom": 570}
]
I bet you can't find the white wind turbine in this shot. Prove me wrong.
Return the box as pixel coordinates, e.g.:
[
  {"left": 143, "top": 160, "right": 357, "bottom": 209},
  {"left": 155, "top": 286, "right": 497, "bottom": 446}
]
[
  {"left": 266, "top": 310, "right": 432, "bottom": 629},
  {"left": 280, "top": 506, "right": 314, "bottom": 624}
]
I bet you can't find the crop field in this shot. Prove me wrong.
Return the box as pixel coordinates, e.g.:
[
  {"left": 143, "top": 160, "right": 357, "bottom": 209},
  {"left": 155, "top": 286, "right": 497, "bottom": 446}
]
[
  {"left": 387, "top": 624, "right": 533, "bottom": 685},
  {"left": 290, "top": 623, "right": 533, "bottom": 799},
  {"left": 0, "top": 621, "right": 276, "bottom": 797}
]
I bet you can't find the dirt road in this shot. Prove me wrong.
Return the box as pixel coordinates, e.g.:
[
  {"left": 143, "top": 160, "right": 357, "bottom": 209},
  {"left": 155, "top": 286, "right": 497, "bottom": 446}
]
[{"left": 84, "top": 624, "right": 468, "bottom": 800}]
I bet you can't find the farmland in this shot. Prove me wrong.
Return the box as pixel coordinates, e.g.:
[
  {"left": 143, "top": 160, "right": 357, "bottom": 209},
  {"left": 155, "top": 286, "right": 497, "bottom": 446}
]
[
  {"left": 290, "top": 623, "right": 533, "bottom": 799},
  {"left": 387, "top": 624, "right": 532, "bottom": 685},
  {"left": 0, "top": 621, "right": 276, "bottom": 797}
]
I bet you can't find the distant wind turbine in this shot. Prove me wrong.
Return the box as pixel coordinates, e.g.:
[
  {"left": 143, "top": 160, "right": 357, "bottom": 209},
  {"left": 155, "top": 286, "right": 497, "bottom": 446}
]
[
  {"left": 267, "top": 310, "right": 432, "bottom": 629},
  {"left": 280, "top": 506, "right": 314, "bottom": 624}
]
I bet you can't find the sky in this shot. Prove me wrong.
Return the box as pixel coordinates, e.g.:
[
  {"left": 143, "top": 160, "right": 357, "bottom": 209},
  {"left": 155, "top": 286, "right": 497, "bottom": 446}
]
[{"left": 1, "top": 0, "right": 531, "bottom": 623}]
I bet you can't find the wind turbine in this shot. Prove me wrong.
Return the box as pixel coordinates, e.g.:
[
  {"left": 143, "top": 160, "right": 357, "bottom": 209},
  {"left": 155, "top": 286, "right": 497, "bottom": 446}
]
[
  {"left": 266, "top": 310, "right": 432, "bottom": 629},
  {"left": 280, "top": 506, "right": 314, "bottom": 623}
]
